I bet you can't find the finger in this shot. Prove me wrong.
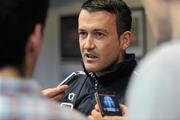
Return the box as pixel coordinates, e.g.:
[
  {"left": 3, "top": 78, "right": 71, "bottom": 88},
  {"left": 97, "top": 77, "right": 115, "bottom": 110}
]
[
  {"left": 104, "top": 116, "right": 128, "bottom": 120},
  {"left": 95, "top": 104, "right": 100, "bottom": 111},
  {"left": 51, "top": 93, "right": 65, "bottom": 101},
  {"left": 42, "top": 85, "right": 68, "bottom": 98},
  {"left": 57, "top": 85, "right": 69, "bottom": 95},
  {"left": 91, "top": 109, "right": 103, "bottom": 119},
  {"left": 119, "top": 104, "right": 128, "bottom": 111},
  {"left": 119, "top": 104, "right": 128, "bottom": 116},
  {"left": 87, "top": 116, "right": 95, "bottom": 120}
]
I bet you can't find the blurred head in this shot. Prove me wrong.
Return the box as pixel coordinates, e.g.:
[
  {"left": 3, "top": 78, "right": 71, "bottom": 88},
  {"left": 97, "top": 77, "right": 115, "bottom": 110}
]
[
  {"left": 0, "top": 0, "right": 49, "bottom": 77},
  {"left": 142, "top": 0, "right": 172, "bottom": 44},
  {"left": 78, "top": 0, "right": 132, "bottom": 73}
]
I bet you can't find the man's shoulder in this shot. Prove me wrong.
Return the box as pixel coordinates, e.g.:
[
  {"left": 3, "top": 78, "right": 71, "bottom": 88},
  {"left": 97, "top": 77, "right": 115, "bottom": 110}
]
[
  {"left": 30, "top": 97, "right": 86, "bottom": 120},
  {"left": 0, "top": 91, "right": 84, "bottom": 120},
  {"left": 127, "top": 40, "right": 180, "bottom": 120},
  {"left": 129, "top": 40, "right": 180, "bottom": 88},
  {"left": 142, "top": 40, "right": 180, "bottom": 66}
]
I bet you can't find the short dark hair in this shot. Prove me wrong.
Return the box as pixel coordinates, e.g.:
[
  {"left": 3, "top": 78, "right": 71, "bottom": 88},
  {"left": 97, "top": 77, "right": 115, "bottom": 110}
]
[
  {"left": 81, "top": 0, "right": 132, "bottom": 36},
  {"left": 0, "top": 0, "right": 49, "bottom": 68}
]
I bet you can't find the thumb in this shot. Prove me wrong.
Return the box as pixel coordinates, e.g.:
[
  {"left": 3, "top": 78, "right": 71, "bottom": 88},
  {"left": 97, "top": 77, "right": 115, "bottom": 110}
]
[{"left": 120, "top": 104, "right": 128, "bottom": 116}]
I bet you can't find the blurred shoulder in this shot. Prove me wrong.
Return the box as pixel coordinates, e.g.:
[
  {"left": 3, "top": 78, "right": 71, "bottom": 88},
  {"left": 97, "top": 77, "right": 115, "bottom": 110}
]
[{"left": 137, "top": 39, "right": 180, "bottom": 72}]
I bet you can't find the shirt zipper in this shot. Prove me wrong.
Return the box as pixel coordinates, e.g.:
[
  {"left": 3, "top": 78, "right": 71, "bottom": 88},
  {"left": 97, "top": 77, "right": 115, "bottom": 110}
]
[{"left": 89, "top": 72, "right": 98, "bottom": 91}]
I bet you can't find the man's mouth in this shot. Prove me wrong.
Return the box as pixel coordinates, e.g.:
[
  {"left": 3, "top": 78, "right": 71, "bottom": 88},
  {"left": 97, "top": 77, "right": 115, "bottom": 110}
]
[{"left": 85, "top": 53, "right": 97, "bottom": 59}]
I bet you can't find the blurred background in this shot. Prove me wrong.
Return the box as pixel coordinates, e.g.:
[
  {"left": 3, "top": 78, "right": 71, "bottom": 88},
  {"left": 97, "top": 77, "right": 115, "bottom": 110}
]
[{"left": 33, "top": 0, "right": 156, "bottom": 89}]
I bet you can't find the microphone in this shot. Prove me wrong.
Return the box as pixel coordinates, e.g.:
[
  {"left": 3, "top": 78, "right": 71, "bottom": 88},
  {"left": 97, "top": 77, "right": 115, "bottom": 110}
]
[{"left": 58, "top": 71, "right": 85, "bottom": 86}]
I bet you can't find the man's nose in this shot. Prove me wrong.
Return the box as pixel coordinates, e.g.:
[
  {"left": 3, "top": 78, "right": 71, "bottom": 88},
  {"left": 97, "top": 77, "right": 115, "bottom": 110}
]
[{"left": 84, "top": 35, "right": 95, "bottom": 49}]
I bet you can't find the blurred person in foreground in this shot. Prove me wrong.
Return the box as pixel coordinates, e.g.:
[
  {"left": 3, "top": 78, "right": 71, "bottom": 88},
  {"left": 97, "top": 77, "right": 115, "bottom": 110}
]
[
  {"left": 127, "top": 0, "right": 180, "bottom": 120},
  {"left": 0, "top": 0, "right": 85, "bottom": 119},
  {"left": 43, "top": 0, "right": 137, "bottom": 116}
]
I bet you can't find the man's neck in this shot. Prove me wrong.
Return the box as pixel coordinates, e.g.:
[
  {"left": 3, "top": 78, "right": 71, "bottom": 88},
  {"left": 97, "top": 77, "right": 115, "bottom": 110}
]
[
  {"left": 172, "top": 16, "right": 180, "bottom": 40},
  {"left": 95, "top": 53, "right": 125, "bottom": 76},
  {"left": 96, "top": 59, "right": 124, "bottom": 76},
  {"left": 0, "top": 67, "right": 21, "bottom": 78},
  {"left": 172, "top": 24, "right": 180, "bottom": 40},
  {"left": 171, "top": 5, "right": 180, "bottom": 40}
]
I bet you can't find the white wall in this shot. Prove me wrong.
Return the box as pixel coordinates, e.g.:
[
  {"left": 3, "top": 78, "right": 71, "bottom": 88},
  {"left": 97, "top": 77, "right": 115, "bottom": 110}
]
[
  {"left": 125, "top": 0, "right": 156, "bottom": 51},
  {"left": 33, "top": 0, "right": 156, "bottom": 89}
]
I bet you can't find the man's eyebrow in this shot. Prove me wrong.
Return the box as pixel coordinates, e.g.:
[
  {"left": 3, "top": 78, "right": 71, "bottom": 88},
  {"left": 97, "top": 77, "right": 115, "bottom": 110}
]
[
  {"left": 94, "top": 29, "right": 108, "bottom": 33},
  {"left": 78, "top": 28, "right": 108, "bottom": 33},
  {"left": 78, "top": 28, "right": 86, "bottom": 31}
]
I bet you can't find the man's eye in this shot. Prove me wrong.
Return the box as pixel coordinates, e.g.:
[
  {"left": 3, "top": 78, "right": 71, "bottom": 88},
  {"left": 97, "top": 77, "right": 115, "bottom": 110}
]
[
  {"left": 95, "top": 32, "right": 105, "bottom": 39},
  {"left": 79, "top": 32, "right": 87, "bottom": 39}
]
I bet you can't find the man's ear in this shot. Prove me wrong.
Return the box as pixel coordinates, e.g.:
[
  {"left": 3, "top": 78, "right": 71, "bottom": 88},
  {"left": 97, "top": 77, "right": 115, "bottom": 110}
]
[
  {"left": 119, "top": 31, "right": 132, "bottom": 50},
  {"left": 27, "top": 24, "right": 42, "bottom": 53},
  {"left": 24, "top": 23, "right": 43, "bottom": 78}
]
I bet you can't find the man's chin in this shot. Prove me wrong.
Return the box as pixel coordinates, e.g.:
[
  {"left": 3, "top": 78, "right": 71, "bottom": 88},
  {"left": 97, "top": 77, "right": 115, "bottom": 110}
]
[
  {"left": 86, "top": 68, "right": 98, "bottom": 73},
  {"left": 84, "top": 62, "right": 104, "bottom": 73},
  {"left": 85, "top": 66, "right": 100, "bottom": 73}
]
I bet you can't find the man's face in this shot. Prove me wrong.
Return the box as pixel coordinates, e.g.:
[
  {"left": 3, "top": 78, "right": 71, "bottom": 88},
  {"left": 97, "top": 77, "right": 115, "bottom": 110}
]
[
  {"left": 143, "top": 0, "right": 171, "bottom": 43},
  {"left": 78, "top": 9, "right": 124, "bottom": 72}
]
